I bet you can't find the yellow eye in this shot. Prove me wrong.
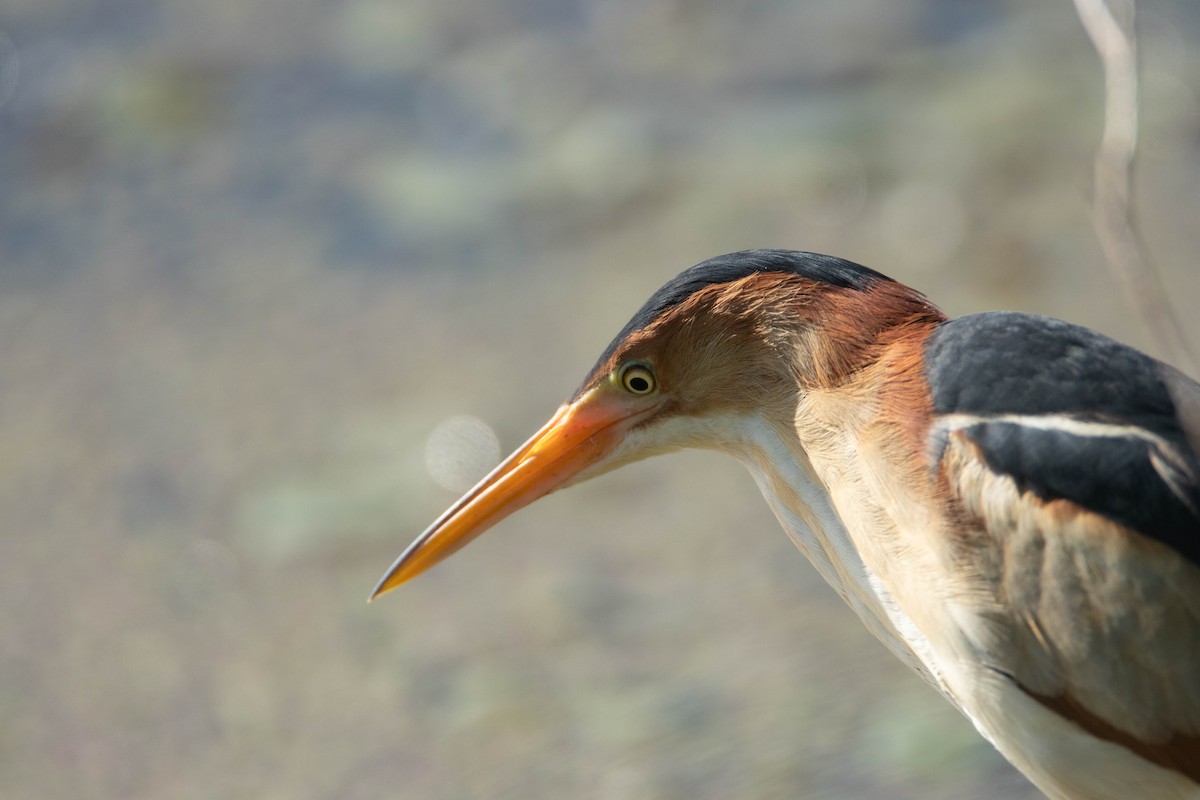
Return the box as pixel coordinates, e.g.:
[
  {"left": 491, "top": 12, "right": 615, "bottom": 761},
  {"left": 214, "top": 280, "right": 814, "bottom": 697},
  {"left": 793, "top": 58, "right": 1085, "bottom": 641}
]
[{"left": 619, "top": 363, "right": 656, "bottom": 395}]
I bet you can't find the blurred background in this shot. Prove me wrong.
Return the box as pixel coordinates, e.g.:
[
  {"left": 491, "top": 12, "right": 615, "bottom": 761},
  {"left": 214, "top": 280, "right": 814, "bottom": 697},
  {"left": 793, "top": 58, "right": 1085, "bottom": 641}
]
[{"left": 3, "top": 0, "right": 1198, "bottom": 797}]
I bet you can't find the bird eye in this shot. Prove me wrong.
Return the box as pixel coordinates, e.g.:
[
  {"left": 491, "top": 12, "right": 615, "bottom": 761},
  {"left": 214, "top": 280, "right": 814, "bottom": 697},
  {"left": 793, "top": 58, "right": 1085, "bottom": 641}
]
[{"left": 619, "top": 364, "right": 656, "bottom": 395}]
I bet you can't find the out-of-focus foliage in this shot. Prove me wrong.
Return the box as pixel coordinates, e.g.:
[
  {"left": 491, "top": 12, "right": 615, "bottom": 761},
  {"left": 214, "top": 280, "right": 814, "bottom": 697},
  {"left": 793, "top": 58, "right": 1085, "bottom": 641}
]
[{"left": 2, "top": 1, "right": 1197, "bottom": 798}]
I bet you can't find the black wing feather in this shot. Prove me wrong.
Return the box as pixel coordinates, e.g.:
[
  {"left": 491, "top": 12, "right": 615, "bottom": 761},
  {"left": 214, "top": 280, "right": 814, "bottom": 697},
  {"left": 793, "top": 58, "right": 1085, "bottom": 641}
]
[{"left": 927, "top": 312, "right": 1200, "bottom": 566}]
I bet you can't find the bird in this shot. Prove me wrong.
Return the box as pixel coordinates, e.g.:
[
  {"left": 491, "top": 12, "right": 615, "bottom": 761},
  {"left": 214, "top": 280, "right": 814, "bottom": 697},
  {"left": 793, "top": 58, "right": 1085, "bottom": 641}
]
[{"left": 371, "top": 249, "right": 1200, "bottom": 800}]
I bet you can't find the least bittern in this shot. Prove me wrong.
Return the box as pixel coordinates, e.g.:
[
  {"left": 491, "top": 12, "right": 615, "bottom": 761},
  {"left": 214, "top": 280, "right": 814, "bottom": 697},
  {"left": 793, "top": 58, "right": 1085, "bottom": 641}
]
[{"left": 374, "top": 250, "right": 1200, "bottom": 800}]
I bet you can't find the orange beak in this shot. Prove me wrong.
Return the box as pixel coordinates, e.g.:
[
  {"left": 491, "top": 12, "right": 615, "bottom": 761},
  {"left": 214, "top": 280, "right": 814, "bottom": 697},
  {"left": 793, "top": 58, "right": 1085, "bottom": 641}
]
[{"left": 370, "top": 394, "right": 643, "bottom": 600}]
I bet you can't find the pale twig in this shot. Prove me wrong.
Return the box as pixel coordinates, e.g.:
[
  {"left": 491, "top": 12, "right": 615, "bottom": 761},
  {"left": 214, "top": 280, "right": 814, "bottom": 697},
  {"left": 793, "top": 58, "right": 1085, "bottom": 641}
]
[{"left": 1071, "top": 0, "right": 1196, "bottom": 373}]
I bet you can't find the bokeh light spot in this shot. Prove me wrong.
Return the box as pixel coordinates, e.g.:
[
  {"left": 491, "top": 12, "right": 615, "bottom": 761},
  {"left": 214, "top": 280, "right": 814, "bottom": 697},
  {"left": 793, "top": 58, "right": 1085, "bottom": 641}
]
[{"left": 424, "top": 416, "right": 502, "bottom": 493}]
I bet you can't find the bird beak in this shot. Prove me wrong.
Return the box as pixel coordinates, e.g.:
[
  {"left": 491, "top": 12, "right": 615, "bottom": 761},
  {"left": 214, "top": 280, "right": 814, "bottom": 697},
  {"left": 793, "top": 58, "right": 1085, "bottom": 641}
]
[{"left": 370, "top": 392, "right": 639, "bottom": 600}]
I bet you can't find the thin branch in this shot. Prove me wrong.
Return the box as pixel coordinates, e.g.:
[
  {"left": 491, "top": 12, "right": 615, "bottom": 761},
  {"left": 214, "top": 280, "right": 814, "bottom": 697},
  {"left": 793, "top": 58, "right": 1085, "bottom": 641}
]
[{"left": 1071, "top": 0, "right": 1196, "bottom": 373}]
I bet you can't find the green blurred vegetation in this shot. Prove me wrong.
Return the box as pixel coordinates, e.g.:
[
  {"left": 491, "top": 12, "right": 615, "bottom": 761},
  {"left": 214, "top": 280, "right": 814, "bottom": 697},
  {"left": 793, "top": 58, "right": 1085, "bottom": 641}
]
[{"left": 1, "top": 0, "right": 1197, "bottom": 798}]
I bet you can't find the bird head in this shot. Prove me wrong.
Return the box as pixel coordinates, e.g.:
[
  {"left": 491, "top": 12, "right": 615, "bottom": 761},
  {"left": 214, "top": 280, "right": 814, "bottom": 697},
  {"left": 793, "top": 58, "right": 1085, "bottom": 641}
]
[{"left": 370, "top": 249, "right": 939, "bottom": 599}]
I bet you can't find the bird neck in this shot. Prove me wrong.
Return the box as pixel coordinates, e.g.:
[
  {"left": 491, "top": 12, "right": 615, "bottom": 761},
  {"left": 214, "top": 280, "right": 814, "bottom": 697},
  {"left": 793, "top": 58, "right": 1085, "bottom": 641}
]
[
  {"left": 732, "top": 287, "right": 953, "bottom": 690},
  {"left": 792, "top": 279, "right": 948, "bottom": 394},
  {"left": 784, "top": 313, "right": 966, "bottom": 695}
]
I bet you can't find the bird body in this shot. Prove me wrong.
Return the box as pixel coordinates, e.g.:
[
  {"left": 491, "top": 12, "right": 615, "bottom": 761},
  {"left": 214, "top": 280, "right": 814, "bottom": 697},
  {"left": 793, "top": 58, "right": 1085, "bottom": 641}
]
[{"left": 374, "top": 250, "right": 1200, "bottom": 800}]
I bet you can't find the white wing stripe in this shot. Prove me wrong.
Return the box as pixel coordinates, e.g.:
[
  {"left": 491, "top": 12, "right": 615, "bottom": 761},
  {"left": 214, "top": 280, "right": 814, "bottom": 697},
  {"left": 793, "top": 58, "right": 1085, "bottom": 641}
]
[
  {"left": 935, "top": 412, "right": 1168, "bottom": 446},
  {"left": 933, "top": 411, "right": 1200, "bottom": 517}
]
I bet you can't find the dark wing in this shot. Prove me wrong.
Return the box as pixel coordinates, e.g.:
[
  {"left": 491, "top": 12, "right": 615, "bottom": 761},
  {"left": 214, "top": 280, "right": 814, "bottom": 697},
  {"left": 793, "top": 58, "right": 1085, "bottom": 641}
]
[{"left": 926, "top": 312, "right": 1200, "bottom": 781}]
